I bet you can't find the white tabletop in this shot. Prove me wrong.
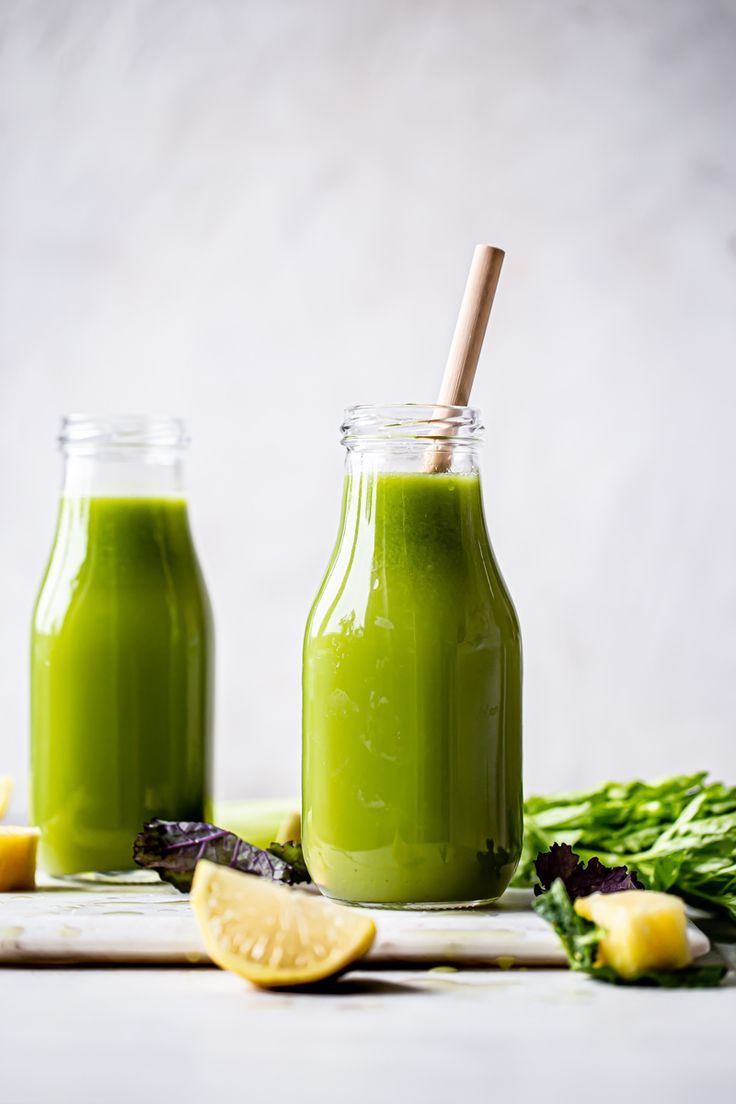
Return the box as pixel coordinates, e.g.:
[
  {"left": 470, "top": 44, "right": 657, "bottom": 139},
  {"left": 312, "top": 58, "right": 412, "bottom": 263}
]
[{"left": 3, "top": 951, "right": 735, "bottom": 1104}]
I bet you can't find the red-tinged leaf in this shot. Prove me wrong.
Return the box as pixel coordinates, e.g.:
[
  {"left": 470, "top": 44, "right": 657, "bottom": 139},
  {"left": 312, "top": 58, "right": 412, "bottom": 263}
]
[{"left": 534, "top": 842, "right": 643, "bottom": 899}]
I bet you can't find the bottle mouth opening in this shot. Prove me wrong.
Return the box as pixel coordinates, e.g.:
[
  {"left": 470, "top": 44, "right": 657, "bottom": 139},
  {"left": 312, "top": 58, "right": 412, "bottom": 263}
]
[
  {"left": 59, "top": 414, "right": 189, "bottom": 452},
  {"left": 341, "top": 403, "right": 483, "bottom": 445}
]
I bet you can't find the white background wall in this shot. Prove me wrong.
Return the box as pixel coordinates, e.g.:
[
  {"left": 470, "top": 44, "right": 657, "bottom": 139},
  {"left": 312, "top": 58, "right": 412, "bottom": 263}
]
[{"left": 1, "top": 0, "right": 735, "bottom": 816}]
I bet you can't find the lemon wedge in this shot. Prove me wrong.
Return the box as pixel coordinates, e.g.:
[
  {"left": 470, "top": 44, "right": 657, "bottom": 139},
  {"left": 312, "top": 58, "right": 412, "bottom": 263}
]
[
  {"left": 191, "top": 860, "right": 376, "bottom": 988},
  {"left": 0, "top": 776, "right": 12, "bottom": 820},
  {"left": 0, "top": 826, "right": 41, "bottom": 891}
]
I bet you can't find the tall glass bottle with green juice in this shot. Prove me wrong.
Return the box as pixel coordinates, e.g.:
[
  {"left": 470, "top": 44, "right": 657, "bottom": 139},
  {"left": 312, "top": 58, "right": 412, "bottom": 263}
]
[
  {"left": 303, "top": 405, "right": 522, "bottom": 907},
  {"left": 31, "top": 415, "right": 213, "bottom": 878}
]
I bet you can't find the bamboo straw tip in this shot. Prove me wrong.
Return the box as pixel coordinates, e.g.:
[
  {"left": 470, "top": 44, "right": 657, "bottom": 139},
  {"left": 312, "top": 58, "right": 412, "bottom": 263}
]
[{"left": 475, "top": 243, "right": 505, "bottom": 263}]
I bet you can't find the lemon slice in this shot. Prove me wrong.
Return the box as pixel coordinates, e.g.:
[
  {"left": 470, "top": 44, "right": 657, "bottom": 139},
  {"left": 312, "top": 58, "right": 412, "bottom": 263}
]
[
  {"left": 0, "top": 826, "right": 41, "bottom": 891},
  {"left": 0, "top": 776, "right": 12, "bottom": 820},
  {"left": 191, "top": 860, "right": 376, "bottom": 988}
]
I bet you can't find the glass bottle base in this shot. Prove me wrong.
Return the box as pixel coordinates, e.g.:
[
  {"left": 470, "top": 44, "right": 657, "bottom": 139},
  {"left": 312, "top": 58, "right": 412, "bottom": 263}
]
[
  {"left": 43, "top": 868, "right": 161, "bottom": 887},
  {"left": 318, "top": 891, "right": 499, "bottom": 911}
]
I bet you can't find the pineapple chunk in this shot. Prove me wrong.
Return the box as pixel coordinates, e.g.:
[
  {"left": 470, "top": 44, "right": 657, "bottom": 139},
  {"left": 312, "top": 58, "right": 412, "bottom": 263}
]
[
  {"left": 0, "top": 827, "right": 41, "bottom": 891},
  {"left": 276, "top": 810, "right": 302, "bottom": 845},
  {"left": 575, "top": 889, "right": 691, "bottom": 979}
]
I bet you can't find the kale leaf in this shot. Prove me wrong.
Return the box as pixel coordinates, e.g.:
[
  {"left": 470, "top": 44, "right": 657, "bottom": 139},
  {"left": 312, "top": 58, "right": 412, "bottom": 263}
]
[
  {"left": 534, "top": 842, "right": 642, "bottom": 899},
  {"left": 533, "top": 877, "right": 603, "bottom": 971},
  {"left": 133, "top": 820, "right": 311, "bottom": 892},
  {"left": 533, "top": 878, "right": 727, "bottom": 988},
  {"left": 267, "top": 840, "right": 311, "bottom": 882}
]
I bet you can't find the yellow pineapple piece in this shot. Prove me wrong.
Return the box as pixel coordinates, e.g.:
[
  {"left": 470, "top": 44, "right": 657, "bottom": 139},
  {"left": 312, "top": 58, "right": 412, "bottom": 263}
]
[
  {"left": 575, "top": 889, "right": 691, "bottom": 979},
  {"left": 275, "top": 810, "right": 302, "bottom": 845},
  {"left": 0, "top": 776, "right": 12, "bottom": 820},
  {"left": 0, "top": 826, "right": 41, "bottom": 891}
]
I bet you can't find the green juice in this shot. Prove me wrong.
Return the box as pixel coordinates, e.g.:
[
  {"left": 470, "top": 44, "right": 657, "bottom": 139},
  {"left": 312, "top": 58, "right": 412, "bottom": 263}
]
[
  {"left": 303, "top": 470, "right": 522, "bottom": 906},
  {"left": 31, "top": 496, "right": 212, "bottom": 876}
]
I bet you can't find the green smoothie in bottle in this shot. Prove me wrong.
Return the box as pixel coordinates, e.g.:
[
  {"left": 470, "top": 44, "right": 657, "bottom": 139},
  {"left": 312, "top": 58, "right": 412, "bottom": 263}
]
[
  {"left": 303, "top": 405, "right": 522, "bottom": 907},
  {"left": 31, "top": 416, "right": 213, "bottom": 877}
]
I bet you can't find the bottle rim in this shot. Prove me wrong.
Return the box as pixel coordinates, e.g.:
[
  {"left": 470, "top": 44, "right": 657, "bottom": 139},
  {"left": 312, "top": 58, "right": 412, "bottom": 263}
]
[
  {"left": 341, "top": 403, "right": 483, "bottom": 445},
  {"left": 59, "top": 414, "right": 189, "bottom": 451}
]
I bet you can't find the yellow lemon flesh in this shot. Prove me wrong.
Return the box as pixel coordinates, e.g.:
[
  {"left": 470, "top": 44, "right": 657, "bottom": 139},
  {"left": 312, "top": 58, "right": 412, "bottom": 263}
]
[
  {"left": 191, "top": 860, "right": 376, "bottom": 988},
  {"left": 0, "top": 776, "right": 13, "bottom": 820},
  {"left": 0, "top": 827, "right": 41, "bottom": 891},
  {"left": 575, "top": 889, "right": 691, "bottom": 980}
]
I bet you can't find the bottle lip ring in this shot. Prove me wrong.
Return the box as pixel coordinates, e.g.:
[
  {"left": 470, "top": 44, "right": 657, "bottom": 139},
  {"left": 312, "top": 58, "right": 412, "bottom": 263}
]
[
  {"left": 59, "top": 414, "right": 189, "bottom": 451},
  {"left": 341, "top": 403, "right": 484, "bottom": 444}
]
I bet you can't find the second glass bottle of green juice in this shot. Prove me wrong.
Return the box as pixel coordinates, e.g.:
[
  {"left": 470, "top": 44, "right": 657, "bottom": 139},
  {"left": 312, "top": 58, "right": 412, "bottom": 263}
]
[
  {"left": 303, "top": 405, "right": 522, "bottom": 907},
  {"left": 31, "top": 415, "right": 213, "bottom": 878}
]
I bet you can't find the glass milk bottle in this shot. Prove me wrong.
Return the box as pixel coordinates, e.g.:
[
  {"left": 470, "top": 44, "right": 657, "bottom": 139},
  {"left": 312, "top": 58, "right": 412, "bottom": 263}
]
[
  {"left": 31, "top": 415, "right": 213, "bottom": 878},
  {"left": 303, "top": 405, "right": 522, "bottom": 907}
]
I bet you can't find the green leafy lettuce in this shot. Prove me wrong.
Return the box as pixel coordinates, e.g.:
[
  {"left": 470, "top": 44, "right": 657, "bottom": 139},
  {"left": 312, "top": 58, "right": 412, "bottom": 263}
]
[{"left": 515, "top": 773, "right": 736, "bottom": 923}]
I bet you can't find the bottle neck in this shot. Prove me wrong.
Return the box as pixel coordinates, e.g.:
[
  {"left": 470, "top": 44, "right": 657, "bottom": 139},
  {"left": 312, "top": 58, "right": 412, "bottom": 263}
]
[
  {"left": 333, "top": 407, "right": 488, "bottom": 565},
  {"left": 339, "top": 447, "right": 486, "bottom": 549},
  {"left": 343, "top": 443, "right": 481, "bottom": 479},
  {"left": 61, "top": 450, "right": 186, "bottom": 499}
]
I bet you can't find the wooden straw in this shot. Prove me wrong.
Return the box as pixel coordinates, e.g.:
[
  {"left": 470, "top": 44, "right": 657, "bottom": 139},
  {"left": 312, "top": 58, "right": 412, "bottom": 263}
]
[{"left": 424, "top": 244, "right": 505, "bottom": 472}]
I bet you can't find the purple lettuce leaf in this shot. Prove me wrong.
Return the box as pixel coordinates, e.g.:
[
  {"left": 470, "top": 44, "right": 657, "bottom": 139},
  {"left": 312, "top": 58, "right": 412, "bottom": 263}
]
[
  {"left": 133, "top": 819, "right": 309, "bottom": 892},
  {"left": 534, "top": 842, "right": 643, "bottom": 900}
]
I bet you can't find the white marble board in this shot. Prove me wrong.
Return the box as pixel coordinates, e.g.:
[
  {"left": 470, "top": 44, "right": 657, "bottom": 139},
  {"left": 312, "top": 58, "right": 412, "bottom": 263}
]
[{"left": 0, "top": 883, "right": 710, "bottom": 967}]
